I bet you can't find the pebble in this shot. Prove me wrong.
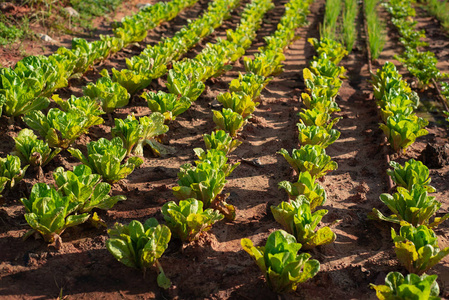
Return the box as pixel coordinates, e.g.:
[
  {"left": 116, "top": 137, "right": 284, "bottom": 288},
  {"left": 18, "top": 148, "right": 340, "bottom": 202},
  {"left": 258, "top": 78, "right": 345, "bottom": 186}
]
[
  {"left": 37, "top": 33, "right": 57, "bottom": 44},
  {"left": 137, "top": 3, "right": 152, "bottom": 9}
]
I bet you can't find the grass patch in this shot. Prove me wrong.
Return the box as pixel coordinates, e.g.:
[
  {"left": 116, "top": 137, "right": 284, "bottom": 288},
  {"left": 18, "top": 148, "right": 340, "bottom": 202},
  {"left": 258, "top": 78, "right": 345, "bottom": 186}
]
[
  {"left": 424, "top": 0, "right": 449, "bottom": 34},
  {"left": 365, "top": 0, "right": 386, "bottom": 60},
  {"left": 321, "top": 0, "right": 342, "bottom": 40},
  {"left": 341, "top": 0, "right": 358, "bottom": 52},
  {"left": 0, "top": 21, "right": 24, "bottom": 45}
]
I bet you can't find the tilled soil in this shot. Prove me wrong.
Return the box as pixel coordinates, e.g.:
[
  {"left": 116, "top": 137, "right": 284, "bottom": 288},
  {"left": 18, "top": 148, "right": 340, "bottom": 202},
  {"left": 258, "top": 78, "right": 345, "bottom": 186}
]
[{"left": 0, "top": 0, "right": 448, "bottom": 299}]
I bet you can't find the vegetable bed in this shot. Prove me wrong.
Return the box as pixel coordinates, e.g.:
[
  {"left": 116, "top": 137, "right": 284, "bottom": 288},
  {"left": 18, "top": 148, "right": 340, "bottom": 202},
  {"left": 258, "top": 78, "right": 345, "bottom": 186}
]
[{"left": 0, "top": 0, "right": 448, "bottom": 299}]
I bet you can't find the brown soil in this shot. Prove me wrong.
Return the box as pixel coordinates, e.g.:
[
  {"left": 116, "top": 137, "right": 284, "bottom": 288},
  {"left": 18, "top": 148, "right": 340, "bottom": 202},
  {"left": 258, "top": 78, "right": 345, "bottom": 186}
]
[{"left": 1, "top": 0, "right": 449, "bottom": 299}]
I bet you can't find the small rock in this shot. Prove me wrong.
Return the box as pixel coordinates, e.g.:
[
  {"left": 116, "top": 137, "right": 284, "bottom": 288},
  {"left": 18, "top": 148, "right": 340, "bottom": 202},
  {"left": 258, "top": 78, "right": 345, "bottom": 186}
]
[
  {"left": 137, "top": 3, "right": 152, "bottom": 9},
  {"left": 64, "top": 6, "right": 79, "bottom": 17},
  {"left": 209, "top": 99, "right": 222, "bottom": 109},
  {"left": 37, "top": 33, "right": 57, "bottom": 44}
]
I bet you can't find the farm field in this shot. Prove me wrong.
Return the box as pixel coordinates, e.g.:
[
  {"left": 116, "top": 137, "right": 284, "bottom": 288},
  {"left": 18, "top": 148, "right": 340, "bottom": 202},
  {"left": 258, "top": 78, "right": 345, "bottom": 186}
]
[{"left": 0, "top": 0, "right": 449, "bottom": 299}]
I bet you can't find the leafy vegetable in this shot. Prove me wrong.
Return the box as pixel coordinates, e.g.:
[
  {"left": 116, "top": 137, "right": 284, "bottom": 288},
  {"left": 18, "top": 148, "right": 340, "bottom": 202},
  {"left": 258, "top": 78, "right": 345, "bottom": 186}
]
[
  {"left": 243, "top": 50, "right": 285, "bottom": 77},
  {"left": 53, "top": 165, "right": 126, "bottom": 213},
  {"left": 387, "top": 159, "right": 435, "bottom": 192},
  {"left": 23, "top": 108, "right": 102, "bottom": 149},
  {"left": 142, "top": 91, "right": 191, "bottom": 122},
  {"left": 12, "top": 129, "right": 61, "bottom": 168},
  {"left": 297, "top": 123, "right": 340, "bottom": 148},
  {"left": 166, "top": 71, "right": 205, "bottom": 102},
  {"left": 278, "top": 172, "right": 326, "bottom": 211},
  {"left": 379, "top": 114, "right": 428, "bottom": 153},
  {"left": 271, "top": 196, "right": 336, "bottom": 249},
  {"left": 392, "top": 224, "right": 449, "bottom": 275},
  {"left": 203, "top": 130, "right": 242, "bottom": 155},
  {"left": 83, "top": 76, "right": 130, "bottom": 114},
  {"left": 106, "top": 218, "right": 172, "bottom": 289},
  {"left": 0, "top": 155, "right": 28, "bottom": 190},
  {"left": 370, "top": 272, "right": 440, "bottom": 300},
  {"left": 161, "top": 198, "right": 224, "bottom": 242},
  {"left": 229, "top": 72, "right": 271, "bottom": 100},
  {"left": 278, "top": 145, "right": 337, "bottom": 179},
  {"left": 53, "top": 94, "right": 104, "bottom": 128},
  {"left": 241, "top": 230, "right": 320, "bottom": 293},
  {"left": 68, "top": 137, "right": 143, "bottom": 184},
  {"left": 20, "top": 183, "right": 89, "bottom": 243},
  {"left": 213, "top": 108, "right": 247, "bottom": 137},
  {"left": 370, "top": 185, "right": 448, "bottom": 228},
  {"left": 217, "top": 92, "right": 259, "bottom": 119},
  {"left": 298, "top": 107, "right": 340, "bottom": 128},
  {"left": 111, "top": 113, "right": 169, "bottom": 157}
]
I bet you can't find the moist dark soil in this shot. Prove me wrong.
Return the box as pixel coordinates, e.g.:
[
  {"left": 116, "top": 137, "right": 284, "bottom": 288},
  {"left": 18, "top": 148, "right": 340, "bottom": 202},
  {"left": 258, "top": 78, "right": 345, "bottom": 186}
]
[{"left": 0, "top": 0, "right": 448, "bottom": 299}]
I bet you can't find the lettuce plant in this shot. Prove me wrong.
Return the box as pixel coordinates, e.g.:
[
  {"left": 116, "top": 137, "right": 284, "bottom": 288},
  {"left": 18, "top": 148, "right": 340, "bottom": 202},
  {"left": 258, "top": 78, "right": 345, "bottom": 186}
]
[
  {"left": 298, "top": 108, "right": 340, "bottom": 128},
  {"left": 203, "top": 130, "right": 242, "bottom": 155},
  {"left": 309, "top": 55, "right": 347, "bottom": 79},
  {"left": 308, "top": 37, "right": 348, "bottom": 64},
  {"left": 241, "top": 230, "right": 320, "bottom": 293},
  {"left": 0, "top": 68, "right": 50, "bottom": 117},
  {"left": 278, "top": 145, "right": 337, "bottom": 179},
  {"left": 243, "top": 50, "right": 285, "bottom": 77},
  {"left": 213, "top": 108, "right": 247, "bottom": 137},
  {"left": 166, "top": 71, "right": 205, "bottom": 101},
  {"left": 371, "top": 62, "right": 413, "bottom": 101},
  {"left": 0, "top": 155, "right": 28, "bottom": 190},
  {"left": 106, "top": 218, "right": 171, "bottom": 289},
  {"left": 271, "top": 196, "right": 336, "bottom": 249},
  {"left": 297, "top": 124, "right": 340, "bottom": 148},
  {"left": 161, "top": 198, "right": 224, "bottom": 242},
  {"left": 126, "top": 54, "right": 167, "bottom": 80},
  {"left": 83, "top": 76, "right": 130, "bottom": 113},
  {"left": 193, "top": 148, "right": 240, "bottom": 176},
  {"left": 278, "top": 172, "right": 326, "bottom": 211},
  {"left": 109, "top": 68, "right": 153, "bottom": 96},
  {"left": 217, "top": 92, "right": 259, "bottom": 119},
  {"left": 392, "top": 224, "right": 449, "bottom": 275},
  {"left": 12, "top": 129, "right": 61, "bottom": 168},
  {"left": 387, "top": 159, "right": 435, "bottom": 192},
  {"left": 370, "top": 185, "right": 448, "bottom": 228},
  {"left": 111, "top": 113, "right": 169, "bottom": 156},
  {"left": 173, "top": 163, "right": 227, "bottom": 209},
  {"left": 229, "top": 72, "right": 271, "bottom": 100},
  {"left": 21, "top": 183, "right": 90, "bottom": 243},
  {"left": 142, "top": 91, "right": 191, "bottom": 122},
  {"left": 370, "top": 272, "right": 440, "bottom": 300},
  {"left": 68, "top": 137, "right": 143, "bottom": 184},
  {"left": 23, "top": 108, "right": 102, "bottom": 149},
  {"left": 303, "top": 69, "right": 341, "bottom": 99},
  {"left": 380, "top": 114, "right": 428, "bottom": 153},
  {"left": 53, "top": 165, "right": 126, "bottom": 213},
  {"left": 301, "top": 93, "right": 340, "bottom": 114},
  {"left": 53, "top": 95, "right": 104, "bottom": 128}
]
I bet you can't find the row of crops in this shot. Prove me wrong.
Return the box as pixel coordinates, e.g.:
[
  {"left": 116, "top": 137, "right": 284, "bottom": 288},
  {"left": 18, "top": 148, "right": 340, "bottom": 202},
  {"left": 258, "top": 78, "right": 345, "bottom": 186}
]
[{"left": 0, "top": 0, "right": 449, "bottom": 297}]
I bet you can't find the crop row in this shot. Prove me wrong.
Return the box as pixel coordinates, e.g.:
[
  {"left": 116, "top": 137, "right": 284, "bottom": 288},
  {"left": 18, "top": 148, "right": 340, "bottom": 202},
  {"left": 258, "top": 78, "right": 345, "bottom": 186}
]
[
  {"left": 384, "top": 0, "right": 448, "bottom": 95},
  {"left": 239, "top": 1, "right": 352, "bottom": 292},
  {"left": 0, "top": 0, "right": 199, "bottom": 120},
  {"left": 105, "top": 0, "right": 316, "bottom": 290},
  {"left": 364, "top": 10, "right": 449, "bottom": 296},
  {"left": 0, "top": 0, "right": 242, "bottom": 192},
  {"left": 367, "top": 62, "right": 449, "bottom": 299},
  {"left": 0, "top": 0, "right": 286, "bottom": 290}
]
